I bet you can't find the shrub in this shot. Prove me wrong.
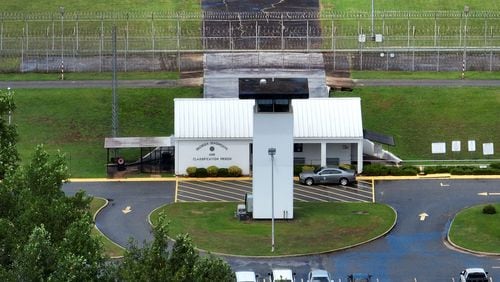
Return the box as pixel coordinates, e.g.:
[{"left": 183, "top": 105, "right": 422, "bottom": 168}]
[
  {"left": 196, "top": 167, "right": 208, "bottom": 177},
  {"left": 207, "top": 165, "right": 218, "bottom": 177},
  {"left": 490, "top": 162, "right": 500, "bottom": 169},
  {"left": 482, "top": 204, "right": 497, "bottom": 215},
  {"left": 362, "top": 164, "right": 389, "bottom": 176},
  {"left": 228, "top": 165, "right": 242, "bottom": 177},
  {"left": 302, "top": 165, "right": 315, "bottom": 172},
  {"left": 186, "top": 166, "right": 197, "bottom": 177},
  {"left": 218, "top": 167, "right": 229, "bottom": 177}
]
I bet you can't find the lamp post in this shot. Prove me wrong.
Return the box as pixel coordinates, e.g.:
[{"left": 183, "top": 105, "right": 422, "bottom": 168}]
[
  {"left": 371, "top": 0, "right": 375, "bottom": 39},
  {"left": 7, "top": 87, "right": 12, "bottom": 125},
  {"left": 462, "top": 5, "right": 469, "bottom": 80},
  {"left": 268, "top": 147, "right": 276, "bottom": 252},
  {"left": 60, "top": 6, "right": 64, "bottom": 80}
]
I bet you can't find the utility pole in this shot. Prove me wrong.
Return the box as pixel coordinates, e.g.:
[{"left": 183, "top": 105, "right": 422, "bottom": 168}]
[
  {"left": 462, "top": 5, "right": 469, "bottom": 80},
  {"left": 60, "top": 6, "right": 64, "bottom": 80}
]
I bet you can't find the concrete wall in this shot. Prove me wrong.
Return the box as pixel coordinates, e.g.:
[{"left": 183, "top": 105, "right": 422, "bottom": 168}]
[
  {"left": 175, "top": 140, "right": 250, "bottom": 175},
  {"left": 252, "top": 112, "right": 294, "bottom": 219}
]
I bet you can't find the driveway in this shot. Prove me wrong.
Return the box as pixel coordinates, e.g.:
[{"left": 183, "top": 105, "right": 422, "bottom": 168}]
[
  {"left": 63, "top": 181, "right": 175, "bottom": 247},
  {"left": 64, "top": 179, "right": 500, "bottom": 281}
]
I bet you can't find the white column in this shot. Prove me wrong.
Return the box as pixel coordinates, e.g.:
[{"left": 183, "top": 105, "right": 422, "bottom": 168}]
[
  {"left": 357, "top": 140, "right": 363, "bottom": 173},
  {"left": 320, "top": 142, "right": 327, "bottom": 167}
]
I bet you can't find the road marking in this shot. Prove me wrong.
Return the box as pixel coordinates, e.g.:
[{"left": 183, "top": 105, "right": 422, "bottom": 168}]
[
  {"left": 478, "top": 192, "right": 500, "bottom": 196},
  {"left": 419, "top": 213, "right": 429, "bottom": 221},
  {"left": 122, "top": 206, "right": 132, "bottom": 214},
  {"left": 492, "top": 266, "right": 500, "bottom": 269},
  {"left": 440, "top": 182, "right": 450, "bottom": 187}
]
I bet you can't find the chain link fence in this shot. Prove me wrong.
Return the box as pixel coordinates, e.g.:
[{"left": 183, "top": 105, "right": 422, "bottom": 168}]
[{"left": 1, "top": 11, "right": 499, "bottom": 73}]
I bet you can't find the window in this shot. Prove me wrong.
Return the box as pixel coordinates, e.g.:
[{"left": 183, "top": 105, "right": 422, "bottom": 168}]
[
  {"left": 294, "top": 143, "right": 303, "bottom": 152},
  {"left": 256, "top": 99, "right": 290, "bottom": 112}
]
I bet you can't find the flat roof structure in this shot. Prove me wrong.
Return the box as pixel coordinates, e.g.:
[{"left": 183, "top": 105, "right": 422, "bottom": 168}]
[
  {"left": 104, "top": 137, "right": 173, "bottom": 148},
  {"left": 238, "top": 78, "right": 309, "bottom": 100}
]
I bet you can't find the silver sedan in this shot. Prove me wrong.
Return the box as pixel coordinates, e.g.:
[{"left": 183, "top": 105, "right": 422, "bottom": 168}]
[{"left": 299, "top": 167, "right": 356, "bottom": 186}]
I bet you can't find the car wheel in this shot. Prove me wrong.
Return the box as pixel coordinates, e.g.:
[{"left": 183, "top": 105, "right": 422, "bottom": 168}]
[
  {"left": 305, "top": 178, "right": 314, "bottom": 186},
  {"left": 339, "top": 178, "right": 349, "bottom": 186}
]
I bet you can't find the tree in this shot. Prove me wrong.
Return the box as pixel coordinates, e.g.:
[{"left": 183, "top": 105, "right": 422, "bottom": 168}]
[
  {"left": 119, "top": 213, "right": 235, "bottom": 282},
  {"left": 193, "top": 254, "right": 234, "bottom": 282},
  {"left": 0, "top": 88, "right": 19, "bottom": 179},
  {"left": 0, "top": 146, "right": 108, "bottom": 280}
]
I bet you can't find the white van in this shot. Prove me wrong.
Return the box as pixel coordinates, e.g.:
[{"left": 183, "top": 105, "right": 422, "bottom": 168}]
[
  {"left": 235, "top": 270, "right": 258, "bottom": 282},
  {"left": 269, "top": 269, "right": 295, "bottom": 282}
]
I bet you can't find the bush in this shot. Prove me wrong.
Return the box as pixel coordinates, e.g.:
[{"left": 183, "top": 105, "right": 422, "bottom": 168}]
[
  {"left": 217, "top": 168, "right": 229, "bottom": 177},
  {"left": 186, "top": 166, "right": 197, "bottom": 177},
  {"left": 424, "top": 166, "right": 451, "bottom": 174},
  {"left": 228, "top": 165, "right": 242, "bottom": 177},
  {"left": 482, "top": 204, "right": 497, "bottom": 215},
  {"left": 490, "top": 162, "right": 500, "bottom": 169},
  {"left": 196, "top": 167, "right": 208, "bottom": 177},
  {"left": 207, "top": 165, "right": 218, "bottom": 177},
  {"left": 302, "top": 165, "right": 315, "bottom": 172},
  {"left": 362, "top": 164, "right": 389, "bottom": 176}
]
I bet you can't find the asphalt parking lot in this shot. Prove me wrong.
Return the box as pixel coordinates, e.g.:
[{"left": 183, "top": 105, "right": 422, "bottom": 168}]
[{"left": 176, "top": 180, "right": 373, "bottom": 203}]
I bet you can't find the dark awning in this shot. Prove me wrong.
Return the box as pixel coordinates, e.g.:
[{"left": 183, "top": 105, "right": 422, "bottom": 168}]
[{"left": 363, "top": 129, "right": 395, "bottom": 146}]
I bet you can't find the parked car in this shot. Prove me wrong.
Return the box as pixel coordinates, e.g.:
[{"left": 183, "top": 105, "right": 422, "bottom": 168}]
[
  {"left": 460, "top": 268, "right": 489, "bottom": 282},
  {"left": 347, "top": 273, "right": 372, "bottom": 282},
  {"left": 235, "top": 270, "right": 258, "bottom": 282},
  {"left": 307, "top": 269, "right": 331, "bottom": 282},
  {"left": 268, "top": 268, "right": 295, "bottom": 282},
  {"left": 299, "top": 167, "right": 356, "bottom": 186}
]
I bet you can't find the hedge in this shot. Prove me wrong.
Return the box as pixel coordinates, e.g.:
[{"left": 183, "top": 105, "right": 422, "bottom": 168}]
[{"left": 184, "top": 166, "right": 242, "bottom": 177}]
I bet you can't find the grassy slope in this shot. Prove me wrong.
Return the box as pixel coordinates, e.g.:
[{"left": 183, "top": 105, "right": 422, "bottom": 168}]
[
  {"left": 150, "top": 202, "right": 396, "bottom": 256},
  {"left": 14, "top": 87, "right": 202, "bottom": 177},
  {"left": 0, "top": 1, "right": 200, "bottom": 13},
  {"left": 334, "top": 87, "right": 500, "bottom": 160},
  {"left": 321, "top": 0, "right": 500, "bottom": 11},
  {"left": 0, "top": 72, "right": 180, "bottom": 81},
  {"left": 448, "top": 203, "right": 500, "bottom": 253}
]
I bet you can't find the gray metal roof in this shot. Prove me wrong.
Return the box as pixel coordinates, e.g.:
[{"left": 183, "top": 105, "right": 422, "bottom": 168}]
[
  {"left": 174, "top": 98, "right": 363, "bottom": 139},
  {"left": 104, "top": 136, "right": 173, "bottom": 148}
]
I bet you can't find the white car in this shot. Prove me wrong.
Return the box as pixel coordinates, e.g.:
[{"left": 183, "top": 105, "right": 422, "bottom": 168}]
[
  {"left": 269, "top": 268, "right": 295, "bottom": 282},
  {"left": 307, "top": 269, "right": 332, "bottom": 282},
  {"left": 235, "top": 270, "right": 258, "bottom": 282},
  {"left": 460, "top": 268, "right": 489, "bottom": 282}
]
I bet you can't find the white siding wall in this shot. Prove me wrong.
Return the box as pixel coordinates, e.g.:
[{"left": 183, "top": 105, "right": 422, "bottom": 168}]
[
  {"left": 175, "top": 140, "right": 250, "bottom": 175},
  {"left": 252, "top": 112, "right": 294, "bottom": 219}
]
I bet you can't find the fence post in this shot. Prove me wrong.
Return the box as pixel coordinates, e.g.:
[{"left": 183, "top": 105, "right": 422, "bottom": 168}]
[
  {"left": 125, "top": 13, "right": 129, "bottom": 72},
  {"left": 255, "top": 20, "right": 258, "bottom": 50},
  {"left": 21, "top": 29, "right": 24, "bottom": 72},
  {"left": 281, "top": 13, "right": 284, "bottom": 50},
  {"left": 0, "top": 19, "right": 3, "bottom": 50},
  {"left": 24, "top": 18, "right": 29, "bottom": 50},
  {"left": 151, "top": 12, "right": 155, "bottom": 71},
  {"left": 46, "top": 26, "right": 49, "bottom": 72},
  {"left": 176, "top": 13, "right": 181, "bottom": 72},
  {"left": 306, "top": 19, "right": 309, "bottom": 51},
  {"left": 100, "top": 15, "right": 103, "bottom": 72},
  {"left": 76, "top": 14, "right": 79, "bottom": 51},
  {"left": 437, "top": 26, "right": 440, "bottom": 72},
  {"left": 412, "top": 25, "right": 415, "bottom": 71},
  {"left": 52, "top": 14, "right": 55, "bottom": 50}
]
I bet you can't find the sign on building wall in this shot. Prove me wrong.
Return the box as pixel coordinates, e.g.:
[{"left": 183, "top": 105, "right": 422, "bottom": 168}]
[{"left": 176, "top": 140, "right": 250, "bottom": 175}]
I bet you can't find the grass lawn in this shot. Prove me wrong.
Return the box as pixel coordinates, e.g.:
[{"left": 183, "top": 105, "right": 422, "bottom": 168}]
[
  {"left": 149, "top": 202, "right": 396, "bottom": 256},
  {"left": 334, "top": 87, "right": 500, "bottom": 160},
  {"left": 0, "top": 0, "right": 200, "bottom": 13},
  {"left": 448, "top": 203, "right": 500, "bottom": 253},
  {"left": 89, "top": 197, "right": 125, "bottom": 257},
  {"left": 321, "top": 0, "right": 500, "bottom": 11},
  {"left": 14, "top": 87, "right": 202, "bottom": 177},
  {"left": 351, "top": 71, "right": 500, "bottom": 80},
  {"left": 0, "top": 72, "right": 179, "bottom": 81}
]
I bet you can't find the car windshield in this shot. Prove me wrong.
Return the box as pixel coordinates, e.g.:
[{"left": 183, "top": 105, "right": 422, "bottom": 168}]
[{"left": 312, "top": 278, "right": 329, "bottom": 282}]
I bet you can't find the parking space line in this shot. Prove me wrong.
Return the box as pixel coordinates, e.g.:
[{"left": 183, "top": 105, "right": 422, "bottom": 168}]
[
  {"left": 318, "top": 185, "right": 373, "bottom": 200},
  {"left": 176, "top": 193, "right": 207, "bottom": 202},
  {"left": 191, "top": 181, "right": 252, "bottom": 194},
  {"left": 180, "top": 186, "right": 241, "bottom": 201},
  {"left": 180, "top": 181, "right": 248, "bottom": 198},
  {"left": 294, "top": 186, "right": 340, "bottom": 201},
  {"left": 293, "top": 191, "right": 329, "bottom": 202},
  {"left": 178, "top": 189, "right": 231, "bottom": 202}
]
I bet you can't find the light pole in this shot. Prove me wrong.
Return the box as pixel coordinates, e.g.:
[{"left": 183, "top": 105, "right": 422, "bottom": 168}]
[
  {"left": 371, "top": 0, "right": 375, "bottom": 39},
  {"left": 60, "top": 6, "right": 64, "bottom": 80},
  {"left": 7, "top": 87, "right": 12, "bottom": 125},
  {"left": 268, "top": 147, "right": 276, "bottom": 252},
  {"left": 462, "top": 5, "right": 469, "bottom": 80}
]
